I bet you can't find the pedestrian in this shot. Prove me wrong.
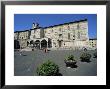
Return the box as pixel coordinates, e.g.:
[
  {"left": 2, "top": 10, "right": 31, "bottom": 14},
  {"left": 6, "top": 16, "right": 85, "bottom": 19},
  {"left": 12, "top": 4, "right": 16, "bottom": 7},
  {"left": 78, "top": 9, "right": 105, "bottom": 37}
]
[
  {"left": 46, "top": 48, "right": 47, "bottom": 53},
  {"left": 44, "top": 48, "right": 48, "bottom": 53},
  {"left": 19, "top": 49, "right": 22, "bottom": 55},
  {"left": 44, "top": 48, "right": 46, "bottom": 53}
]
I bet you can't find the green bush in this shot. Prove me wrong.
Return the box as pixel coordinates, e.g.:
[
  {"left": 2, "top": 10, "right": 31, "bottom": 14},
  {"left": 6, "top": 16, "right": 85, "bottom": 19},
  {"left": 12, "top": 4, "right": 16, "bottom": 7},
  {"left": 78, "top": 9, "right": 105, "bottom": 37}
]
[
  {"left": 64, "top": 55, "right": 77, "bottom": 68},
  {"left": 80, "top": 52, "right": 91, "bottom": 62},
  {"left": 36, "top": 60, "right": 59, "bottom": 76},
  {"left": 65, "top": 55, "right": 76, "bottom": 61}
]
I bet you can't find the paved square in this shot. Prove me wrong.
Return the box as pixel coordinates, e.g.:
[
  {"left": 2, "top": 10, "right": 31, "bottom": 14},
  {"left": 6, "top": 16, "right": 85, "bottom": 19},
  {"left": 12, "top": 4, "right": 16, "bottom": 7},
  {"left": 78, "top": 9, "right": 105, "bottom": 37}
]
[{"left": 14, "top": 50, "right": 97, "bottom": 76}]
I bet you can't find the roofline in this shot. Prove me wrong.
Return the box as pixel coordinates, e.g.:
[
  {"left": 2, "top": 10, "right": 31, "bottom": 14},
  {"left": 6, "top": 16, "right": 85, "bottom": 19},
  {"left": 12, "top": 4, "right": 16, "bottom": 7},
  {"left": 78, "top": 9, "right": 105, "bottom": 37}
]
[
  {"left": 43, "top": 19, "right": 87, "bottom": 29},
  {"left": 14, "top": 30, "right": 29, "bottom": 33},
  {"left": 30, "top": 27, "right": 42, "bottom": 30},
  {"left": 14, "top": 19, "right": 87, "bottom": 32},
  {"left": 89, "top": 38, "right": 97, "bottom": 40}
]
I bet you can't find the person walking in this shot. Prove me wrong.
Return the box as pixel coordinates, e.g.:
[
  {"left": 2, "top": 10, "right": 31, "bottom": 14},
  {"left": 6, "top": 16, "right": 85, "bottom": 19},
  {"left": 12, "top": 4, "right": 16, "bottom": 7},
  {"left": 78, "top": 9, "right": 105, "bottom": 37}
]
[
  {"left": 44, "top": 48, "right": 48, "bottom": 53},
  {"left": 19, "top": 49, "right": 22, "bottom": 55}
]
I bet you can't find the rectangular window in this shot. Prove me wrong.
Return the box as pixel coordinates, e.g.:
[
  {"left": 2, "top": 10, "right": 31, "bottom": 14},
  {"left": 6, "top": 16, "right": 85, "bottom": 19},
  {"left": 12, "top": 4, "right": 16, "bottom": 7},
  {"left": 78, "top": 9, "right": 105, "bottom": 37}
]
[
  {"left": 59, "top": 34, "right": 62, "bottom": 37},
  {"left": 33, "top": 35, "right": 35, "bottom": 38},
  {"left": 59, "top": 28, "right": 61, "bottom": 32},
  {"left": 51, "top": 29, "right": 53, "bottom": 32},
  {"left": 68, "top": 25, "right": 70, "bottom": 30},
  {"left": 77, "top": 24, "right": 79, "bottom": 29},
  {"left": 68, "top": 33, "right": 70, "bottom": 39},
  {"left": 78, "top": 32, "right": 80, "bottom": 39}
]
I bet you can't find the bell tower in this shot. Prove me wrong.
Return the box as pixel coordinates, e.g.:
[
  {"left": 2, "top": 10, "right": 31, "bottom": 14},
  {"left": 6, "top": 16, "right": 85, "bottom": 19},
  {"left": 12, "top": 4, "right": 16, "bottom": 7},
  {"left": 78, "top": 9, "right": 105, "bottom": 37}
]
[{"left": 32, "top": 22, "right": 39, "bottom": 29}]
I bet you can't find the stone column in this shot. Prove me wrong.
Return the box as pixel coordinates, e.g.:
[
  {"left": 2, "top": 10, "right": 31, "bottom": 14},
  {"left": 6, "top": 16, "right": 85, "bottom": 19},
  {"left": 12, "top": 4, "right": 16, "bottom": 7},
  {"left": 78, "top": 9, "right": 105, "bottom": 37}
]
[{"left": 39, "top": 41, "right": 41, "bottom": 49}]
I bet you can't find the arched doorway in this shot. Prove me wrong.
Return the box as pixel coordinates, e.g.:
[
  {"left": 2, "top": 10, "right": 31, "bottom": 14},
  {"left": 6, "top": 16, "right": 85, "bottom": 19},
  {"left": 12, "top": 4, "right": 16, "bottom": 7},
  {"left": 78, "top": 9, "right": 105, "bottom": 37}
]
[
  {"left": 41, "top": 39, "right": 47, "bottom": 49},
  {"left": 27, "top": 41, "right": 29, "bottom": 46},
  {"left": 14, "top": 40, "right": 20, "bottom": 49},
  {"left": 48, "top": 38, "right": 52, "bottom": 48},
  {"left": 35, "top": 40, "right": 40, "bottom": 49},
  {"left": 30, "top": 40, "right": 34, "bottom": 44},
  {"left": 30, "top": 40, "right": 34, "bottom": 48}
]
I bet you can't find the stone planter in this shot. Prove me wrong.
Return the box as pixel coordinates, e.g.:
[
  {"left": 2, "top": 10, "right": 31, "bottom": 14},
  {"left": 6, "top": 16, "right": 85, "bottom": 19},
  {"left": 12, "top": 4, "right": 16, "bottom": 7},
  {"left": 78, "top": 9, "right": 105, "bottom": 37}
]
[
  {"left": 64, "top": 60, "right": 77, "bottom": 68},
  {"left": 81, "top": 58, "right": 91, "bottom": 62}
]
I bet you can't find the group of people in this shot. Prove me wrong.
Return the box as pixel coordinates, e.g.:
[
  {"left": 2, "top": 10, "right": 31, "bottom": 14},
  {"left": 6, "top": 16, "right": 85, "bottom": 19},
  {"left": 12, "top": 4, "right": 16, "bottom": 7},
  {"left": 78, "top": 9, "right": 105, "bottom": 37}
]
[{"left": 19, "top": 47, "right": 48, "bottom": 56}]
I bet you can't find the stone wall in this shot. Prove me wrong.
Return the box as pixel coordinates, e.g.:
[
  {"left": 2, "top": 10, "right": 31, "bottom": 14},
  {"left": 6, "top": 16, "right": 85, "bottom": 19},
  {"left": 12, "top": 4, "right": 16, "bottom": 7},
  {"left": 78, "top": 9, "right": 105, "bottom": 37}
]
[
  {"left": 44, "top": 20, "right": 89, "bottom": 49},
  {"left": 89, "top": 39, "right": 97, "bottom": 49},
  {"left": 14, "top": 30, "right": 30, "bottom": 48},
  {"left": 14, "top": 19, "right": 95, "bottom": 50}
]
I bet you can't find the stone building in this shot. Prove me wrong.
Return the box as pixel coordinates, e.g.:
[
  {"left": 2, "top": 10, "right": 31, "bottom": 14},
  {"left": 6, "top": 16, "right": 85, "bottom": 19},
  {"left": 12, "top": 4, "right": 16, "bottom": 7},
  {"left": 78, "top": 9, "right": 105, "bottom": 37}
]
[
  {"left": 28, "top": 23, "right": 44, "bottom": 49},
  {"left": 14, "top": 30, "right": 31, "bottom": 49},
  {"left": 89, "top": 38, "right": 97, "bottom": 50},
  {"left": 14, "top": 19, "right": 96, "bottom": 50},
  {"left": 43, "top": 19, "right": 89, "bottom": 50}
]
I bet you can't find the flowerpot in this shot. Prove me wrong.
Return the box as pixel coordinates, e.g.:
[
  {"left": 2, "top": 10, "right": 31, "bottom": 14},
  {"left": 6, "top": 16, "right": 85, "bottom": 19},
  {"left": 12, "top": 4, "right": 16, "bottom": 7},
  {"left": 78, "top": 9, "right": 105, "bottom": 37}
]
[{"left": 65, "top": 60, "right": 77, "bottom": 68}]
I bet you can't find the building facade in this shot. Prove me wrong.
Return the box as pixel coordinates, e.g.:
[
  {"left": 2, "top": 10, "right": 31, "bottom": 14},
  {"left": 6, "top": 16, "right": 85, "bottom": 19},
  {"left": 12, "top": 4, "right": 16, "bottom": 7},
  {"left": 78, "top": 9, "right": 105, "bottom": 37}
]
[
  {"left": 14, "top": 19, "right": 96, "bottom": 50},
  {"left": 14, "top": 30, "right": 31, "bottom": 49},
  {"left": 89, "top": 38, "right": 97, "bottom": 50}
]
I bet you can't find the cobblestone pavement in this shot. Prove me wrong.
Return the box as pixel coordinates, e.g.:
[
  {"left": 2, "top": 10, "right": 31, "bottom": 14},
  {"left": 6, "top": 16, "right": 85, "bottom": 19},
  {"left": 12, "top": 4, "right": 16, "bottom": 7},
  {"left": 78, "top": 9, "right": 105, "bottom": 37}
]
[{"left": 14, "top": 50, "right": 97, "bottom": 76}]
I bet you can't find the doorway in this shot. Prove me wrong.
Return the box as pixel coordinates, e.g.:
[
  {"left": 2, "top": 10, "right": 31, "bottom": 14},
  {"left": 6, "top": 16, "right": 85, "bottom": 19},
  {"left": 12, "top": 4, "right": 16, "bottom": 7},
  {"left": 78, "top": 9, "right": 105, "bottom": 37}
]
[{"left": 58, "top": 41, "right": 62, "bottom": 47}]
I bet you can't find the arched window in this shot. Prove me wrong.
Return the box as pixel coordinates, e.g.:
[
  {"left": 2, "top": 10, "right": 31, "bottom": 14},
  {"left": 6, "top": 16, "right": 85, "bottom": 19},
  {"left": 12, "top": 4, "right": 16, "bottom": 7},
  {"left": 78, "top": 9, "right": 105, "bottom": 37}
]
[
  {"left": 35, "top": 40, "right": 40, "bottom": 49},
  {"left": 41, "top": 39, "right": 47, "bottom": 48}
]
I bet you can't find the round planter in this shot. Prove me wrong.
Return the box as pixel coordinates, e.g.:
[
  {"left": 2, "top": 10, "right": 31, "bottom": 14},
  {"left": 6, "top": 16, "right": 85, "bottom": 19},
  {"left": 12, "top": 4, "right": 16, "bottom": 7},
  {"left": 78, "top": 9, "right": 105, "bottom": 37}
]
[{"left": 64, "top": 60, "right": 77, "bottom": 68}]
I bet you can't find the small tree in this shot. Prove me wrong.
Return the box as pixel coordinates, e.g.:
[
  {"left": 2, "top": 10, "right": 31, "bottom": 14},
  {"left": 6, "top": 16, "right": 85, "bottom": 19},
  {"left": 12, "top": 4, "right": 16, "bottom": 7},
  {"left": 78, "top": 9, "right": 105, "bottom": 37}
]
[
  {"left": 80, "top": 52, "right": 91, "bottom": 62},
  {"left": 36, "top": 60, "right": 59, "bottom": 76},
  {"left": 65, "top": 55, "right": 76, "bottom": 62}
]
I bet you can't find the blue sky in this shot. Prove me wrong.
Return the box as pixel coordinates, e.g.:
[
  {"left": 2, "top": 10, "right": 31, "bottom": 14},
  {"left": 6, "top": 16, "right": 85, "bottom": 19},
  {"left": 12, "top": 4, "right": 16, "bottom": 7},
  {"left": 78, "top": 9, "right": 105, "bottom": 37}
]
[{"left": 14, "top": 14, "right": 97, "bottom": 38}]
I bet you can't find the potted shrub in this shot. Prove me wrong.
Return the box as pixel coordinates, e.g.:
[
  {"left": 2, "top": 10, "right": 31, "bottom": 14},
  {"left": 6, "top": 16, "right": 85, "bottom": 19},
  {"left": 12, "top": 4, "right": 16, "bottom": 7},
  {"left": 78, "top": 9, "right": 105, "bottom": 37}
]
[
  {"left": 80, "top": 52, "right": 91, "bottom": 62},
  {"left": 36, "top": 60, "right": 59, "bottom": 76},
  {"left": 64, "top": 55, "right": 77, "bottom": 68}
]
